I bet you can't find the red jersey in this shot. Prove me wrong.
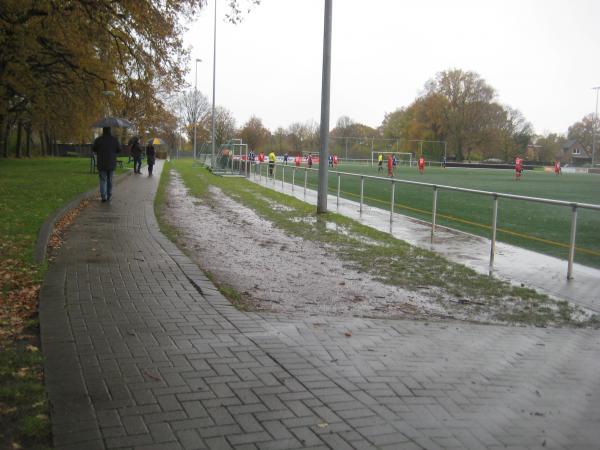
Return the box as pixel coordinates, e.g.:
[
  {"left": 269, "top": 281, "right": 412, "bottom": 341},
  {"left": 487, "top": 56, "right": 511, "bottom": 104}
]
[
  {"left": 418, "top": 157, "right": 425, "bottom": 168},
  {"left": 295, "top": 155, "right": 301, "bottom": 166}
]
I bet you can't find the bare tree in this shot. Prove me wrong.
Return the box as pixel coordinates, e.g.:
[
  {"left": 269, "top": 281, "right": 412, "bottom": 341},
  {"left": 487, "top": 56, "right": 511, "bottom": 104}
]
[
  {"left": 207, "top": 106, "right": 236, "bottom": 148},
  {"left": 335, "top": 116, "right": 354, "bottom": 132},
  {"left": 177, "top": 89, "right": 210, "bottom": 144}
]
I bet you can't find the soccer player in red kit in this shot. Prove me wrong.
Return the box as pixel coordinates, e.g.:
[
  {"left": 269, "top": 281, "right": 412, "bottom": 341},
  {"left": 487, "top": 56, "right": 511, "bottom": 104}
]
[
  {"left": 515, "top": 156, "right": 523, "bottom": 181},
  {"left": 418, "top": 156, "right": 425, "bottom": 174},
  {"left": 554, "top": 160, "right": 561, "bottom": 175},
  {"left": 387, "top": 154, "right": 394, "bottom": 177},
  {"left": 295, "top": 154, "right": 301, "bottom": 167}
]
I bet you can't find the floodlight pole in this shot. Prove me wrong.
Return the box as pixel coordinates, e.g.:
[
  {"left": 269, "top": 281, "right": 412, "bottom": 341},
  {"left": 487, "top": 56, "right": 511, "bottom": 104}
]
[
  {"left": 193, "top": 58, "right": 201, "bottom": 161},
  {"left": 211, "top": 0, "right": 217, "bottom": 169},
  {"left": 592, "top": 86, "right": 600, "bottom": 167},
  {"left": 317, "top": 0, "right": 332, "bottom": 214}
]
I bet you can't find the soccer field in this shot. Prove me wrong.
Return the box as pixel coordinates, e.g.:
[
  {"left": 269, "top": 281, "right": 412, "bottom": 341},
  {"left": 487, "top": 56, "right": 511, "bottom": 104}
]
[{"left": 281, "top": 162, "right": 600, "bottom": 269}]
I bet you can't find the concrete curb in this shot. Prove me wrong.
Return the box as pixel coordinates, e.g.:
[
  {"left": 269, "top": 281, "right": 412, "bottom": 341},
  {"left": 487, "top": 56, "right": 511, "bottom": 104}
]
[{"left": 34, "top": 170, "right": 132, "bottom": 264}]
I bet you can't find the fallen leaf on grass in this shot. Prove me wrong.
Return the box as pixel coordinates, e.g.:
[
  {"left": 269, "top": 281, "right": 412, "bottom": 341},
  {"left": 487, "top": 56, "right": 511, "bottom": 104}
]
[{"left": 344, "top": 331, "right": 352, "bottom": 337}]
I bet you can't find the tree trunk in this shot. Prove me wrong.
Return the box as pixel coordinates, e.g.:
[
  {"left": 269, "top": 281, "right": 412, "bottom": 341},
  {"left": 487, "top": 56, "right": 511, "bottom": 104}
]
[
  {"left": 3, "top": 120, "right": 10, "bottom": 158},
  {"left": 25, "top": 123, "right": 31, "bottom": 157},
  {"left": 0, "top": 114, "right": 5, "bottom": 158},
  {"left": 39, "top": 130, "right": 46, "bottom": 156},
  {"left": 15, "top": 120, "right": 22, "bottom": 158},
  {"left": 44, "top": 130, "right": 52, "bottom": 156},
  {"left": 455, "top": 138, "right": 464, "bottom": 162}
]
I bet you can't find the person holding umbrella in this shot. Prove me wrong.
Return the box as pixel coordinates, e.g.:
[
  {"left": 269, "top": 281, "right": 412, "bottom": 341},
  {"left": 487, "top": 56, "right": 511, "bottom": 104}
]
[
  {"left": 146, "top": 142, "right": 156, "bottom": 176},
  {"left": 92, "top": 127, "right": 121, "bottom": 202}
]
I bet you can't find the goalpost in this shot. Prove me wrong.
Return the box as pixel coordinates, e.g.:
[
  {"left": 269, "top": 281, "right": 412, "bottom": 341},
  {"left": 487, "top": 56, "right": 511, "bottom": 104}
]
[{"left": 371, "top": 151, "right": 413, "bottom": 166}]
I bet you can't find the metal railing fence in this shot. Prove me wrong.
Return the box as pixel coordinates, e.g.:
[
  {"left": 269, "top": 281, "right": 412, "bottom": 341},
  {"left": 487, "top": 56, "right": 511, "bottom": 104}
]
[{"left": 249, "top": 161, "right": 600, "bottom": 280}]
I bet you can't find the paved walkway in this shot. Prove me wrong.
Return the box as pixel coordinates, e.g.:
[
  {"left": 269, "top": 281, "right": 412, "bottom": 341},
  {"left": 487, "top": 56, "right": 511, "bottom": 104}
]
[
  {"left": 41, "top": 161, "right": 600, "bottom": 450},
  {"left": 250, "top": 168, "right": 600, "bottom": 313}
]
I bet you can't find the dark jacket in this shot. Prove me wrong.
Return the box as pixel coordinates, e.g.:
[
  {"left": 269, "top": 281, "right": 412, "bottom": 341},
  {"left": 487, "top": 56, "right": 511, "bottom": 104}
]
[
  {"left": 130, "top": 140, "right": 142, "bottom": 158},
  {"left": 146, "top": 144, "right": 156, "bottom": 165},
  {"left": 92, "top": 128, "right": 120, "bottom": 171}
]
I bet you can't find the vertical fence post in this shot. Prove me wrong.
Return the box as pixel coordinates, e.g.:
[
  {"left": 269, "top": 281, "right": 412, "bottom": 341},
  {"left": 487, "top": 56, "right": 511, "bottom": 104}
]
[
  {"left": 431, "top": 186, "right": 438, "bottom": 242},
  {"left": 489, "top": 194, "right": 498, "bottom": 275},
  {"left": 282, "top": 165, "right": 285, "bottom": 190},
  {"left": 292, "top": 168, "right": 295, "bottom": 193},
  {"left": 360, "top": 176, "right": 364, "bottom": 217},
  {"left": 390, "top": 180, "right": 395, "bottom": 232},
  {"left": 304, "top": 168, "right": 308, "bottom": 199},
  {"left": 259, "top": 163, "right": 262, "bottom": 182},
  {"left": 337, "top": 173, "right": 341, "bottom": 210},
  {"left": 567, "top": 205, "right": 578, "bottom": 280}
]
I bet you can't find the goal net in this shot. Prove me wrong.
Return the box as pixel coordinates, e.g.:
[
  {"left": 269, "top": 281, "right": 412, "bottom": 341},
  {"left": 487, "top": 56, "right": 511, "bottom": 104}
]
[{"left": 371, "top": 151, "right": 413, "bottom": 166}]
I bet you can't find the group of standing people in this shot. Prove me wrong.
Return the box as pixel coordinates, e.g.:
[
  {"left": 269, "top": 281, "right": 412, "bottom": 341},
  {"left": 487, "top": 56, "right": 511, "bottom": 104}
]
[
  {"left": 128, "top": 137, "right": 156, "bottom": 176},
  {"left": 251, "top": 151, "right": 320, "bottom": 171},
  {"left": 327, "top": 154, "right": 339, "bottom": 168},
  {"left": 92, "top": 127, "right": 157, "bottom": 203}
]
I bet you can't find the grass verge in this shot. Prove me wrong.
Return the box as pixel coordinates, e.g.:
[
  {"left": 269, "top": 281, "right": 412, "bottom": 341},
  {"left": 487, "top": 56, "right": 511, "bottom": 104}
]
[
  {"left": 0, "top": 157, "right": 126, "bottom": 449},
  {"left": 165, "top": 160, "right": 598, "bottom": 328}
]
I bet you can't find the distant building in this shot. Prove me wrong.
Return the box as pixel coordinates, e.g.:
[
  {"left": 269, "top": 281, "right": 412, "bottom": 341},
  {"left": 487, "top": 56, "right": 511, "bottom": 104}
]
[
  {"left": 525, "top": 144, "right": 542, "bottom": 161},
  {"left": 560, "top": 140, "right": 592, "bottom": 166}
]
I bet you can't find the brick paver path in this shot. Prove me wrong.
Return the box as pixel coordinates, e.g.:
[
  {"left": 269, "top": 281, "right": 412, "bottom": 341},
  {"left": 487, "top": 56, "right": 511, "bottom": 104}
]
[{"left": 41, "top": 162, "right": 600, "bottom": 449}]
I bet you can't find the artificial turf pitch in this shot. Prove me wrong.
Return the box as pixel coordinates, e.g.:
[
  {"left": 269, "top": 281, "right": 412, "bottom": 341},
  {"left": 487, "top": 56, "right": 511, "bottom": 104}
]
[{"left": 278, "top": 163, "right": 600, "bottom": 269}]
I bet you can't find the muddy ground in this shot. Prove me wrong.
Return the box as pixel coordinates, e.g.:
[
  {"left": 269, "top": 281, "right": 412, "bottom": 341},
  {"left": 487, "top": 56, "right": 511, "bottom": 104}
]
[{"left": 163, "top": 172, "right": 483, "bottom": 321}]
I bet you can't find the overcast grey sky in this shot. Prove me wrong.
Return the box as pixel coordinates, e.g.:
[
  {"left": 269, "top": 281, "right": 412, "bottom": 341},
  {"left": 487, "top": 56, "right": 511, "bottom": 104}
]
[{"left": 184, "top": 0, "right": 600, "bottom": 135}]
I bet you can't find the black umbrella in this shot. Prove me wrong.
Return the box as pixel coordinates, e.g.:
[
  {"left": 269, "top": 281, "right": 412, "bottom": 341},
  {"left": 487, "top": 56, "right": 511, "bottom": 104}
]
[{"left": 92, "top": 117, "right": 133, "bottom": 128}]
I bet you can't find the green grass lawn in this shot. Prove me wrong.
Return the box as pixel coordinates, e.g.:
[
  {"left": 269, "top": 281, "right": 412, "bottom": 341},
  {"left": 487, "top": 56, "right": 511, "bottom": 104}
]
[
  {"left": 0, "top": 158, "right": 116, "bottom": 263},
  {"left": 0, "top": 157, "right": 128, "bottom": 450},
  {"left": 269, "top": 163, "right": 600, "bottom": 268}
]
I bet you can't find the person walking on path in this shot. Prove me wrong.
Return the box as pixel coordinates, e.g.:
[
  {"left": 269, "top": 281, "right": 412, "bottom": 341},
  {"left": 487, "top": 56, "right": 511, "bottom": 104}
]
[
  {"left": 92, "top": 127, "right": 120, "bottom": 202},
  {"left": 130, "top": 137, "right": 143, "bottom": 174},
  {"left": 146, "top": 143, "right": 156, "bottom": 176}
]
